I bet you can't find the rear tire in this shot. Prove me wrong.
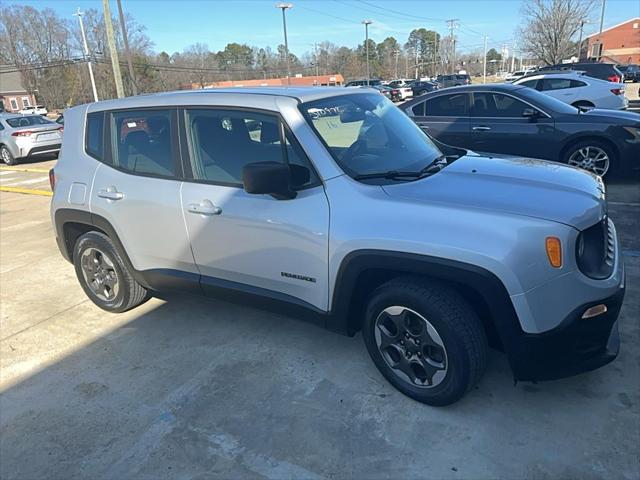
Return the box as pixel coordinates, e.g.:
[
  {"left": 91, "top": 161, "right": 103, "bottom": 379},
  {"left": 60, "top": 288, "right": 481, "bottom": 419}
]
[
  {"left": 73, "top": 231, "right": 149, "bottom": 313},
  {"left": 1, "top": 145, "right": 16, "bottom": 166},
  {"left": 362, "top": 276, "right": 488, "bottom": 406}
]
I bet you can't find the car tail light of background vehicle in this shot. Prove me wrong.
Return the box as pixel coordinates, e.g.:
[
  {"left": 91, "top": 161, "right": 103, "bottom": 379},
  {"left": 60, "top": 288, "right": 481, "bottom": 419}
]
[
  {"left": 49, "top": 168, "right": 56, "bottom": 192},
  {"left": 11, "top": 130, "right": 33, "bottom": 137},
  {"left": 607, "top": 75, "right": 621, "bottom": 83},
  {"left": 610, "top": 88, "right": 624, "bottom": 95}
]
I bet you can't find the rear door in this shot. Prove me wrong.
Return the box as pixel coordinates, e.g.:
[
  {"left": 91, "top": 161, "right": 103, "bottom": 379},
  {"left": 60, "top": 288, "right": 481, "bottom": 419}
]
[
  {"left": 179, "top": 107, "right": 330, "bottom": 311},
  {"left": 539, "top": 77, "right": 579, "bottom": 104},
  {"left": 469, "top": 91, "right": 555, "bottom": 159},
  {"left": 410, "top": 92, "right": 471, "bottom": 148},
  {"left": 89, "top": 108, "right": 197, "bottom": 277}
]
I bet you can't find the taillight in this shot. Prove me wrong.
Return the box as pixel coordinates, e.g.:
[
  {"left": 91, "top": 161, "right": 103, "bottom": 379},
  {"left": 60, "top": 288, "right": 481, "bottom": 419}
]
[
  {"left": 49, "top": 168, "right": 56, "bottom": 192},
  {"left": 611, "top": 88, "right": 624, "bottom": 95},
  {"left": 58, "top": 126, "right": 64, "bottom": 134},
  {"left": 607, "top": 75, "right": 621, "bottom": 83},
  {"left": 11, "top": 130, "right": 33, "bottom": 137}
]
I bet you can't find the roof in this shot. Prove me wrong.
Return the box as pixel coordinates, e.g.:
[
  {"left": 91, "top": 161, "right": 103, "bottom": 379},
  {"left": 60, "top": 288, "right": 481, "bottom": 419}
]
[
  {"left": 0, "top": 68, "right": 29, "bottom": 94},
  {"left": 586, "top": 17, "right": 640, "bottom": 38},
  {"left": 172, "top": 86, "right": 362, "bottom": 102}
]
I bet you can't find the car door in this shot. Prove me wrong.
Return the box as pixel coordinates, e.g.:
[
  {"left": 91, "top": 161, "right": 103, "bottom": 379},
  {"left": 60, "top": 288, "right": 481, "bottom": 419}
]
[
  {"left": 180, "top": 107, "right": 330, "bottom": 311},
  {"left": 469, "top": 91, "right": 555, "bottom": 159},
  {"left": 540, "top": 77, "right": 578, "bottom": 104},
  {"left": 409, "top": 92, "right": 471, "bottom": 148},
  {"left": 89, "top": 108, "right": 198, "bottom": 277}
]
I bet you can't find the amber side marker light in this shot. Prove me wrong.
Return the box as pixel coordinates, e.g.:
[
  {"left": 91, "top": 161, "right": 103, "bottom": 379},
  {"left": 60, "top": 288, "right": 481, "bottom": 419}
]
[{"left": 545, "top": 237, "right": 562, "bottom": 268}]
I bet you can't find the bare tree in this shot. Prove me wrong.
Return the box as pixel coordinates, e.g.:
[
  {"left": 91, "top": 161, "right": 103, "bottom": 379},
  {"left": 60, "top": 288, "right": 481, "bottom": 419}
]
[{"left": 520, "top": 0, "right": 594, "bottom": 65}]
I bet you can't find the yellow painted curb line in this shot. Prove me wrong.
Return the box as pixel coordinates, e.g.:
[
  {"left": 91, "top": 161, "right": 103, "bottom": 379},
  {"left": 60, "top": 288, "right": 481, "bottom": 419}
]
[
  {"left": 0, "top": 166, "right": 51, "bottom": 174},
  {"left": 0, "top": 186, "right": 52, "bottom": 197}
]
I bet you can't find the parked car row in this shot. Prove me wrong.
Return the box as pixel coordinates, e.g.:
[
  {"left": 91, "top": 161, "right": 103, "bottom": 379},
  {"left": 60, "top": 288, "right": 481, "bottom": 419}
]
[
  {"left": 402, "top": 83, "right": 640, "bottom": 177},
  {"left": 0, "top": 113, "right": 63, "bottom": 165}
]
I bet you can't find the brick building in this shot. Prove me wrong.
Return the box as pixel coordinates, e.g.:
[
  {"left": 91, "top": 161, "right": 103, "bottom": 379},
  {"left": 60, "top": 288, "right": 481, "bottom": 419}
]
[
  {"left": 586, "top": 17, "right": 640, "bottom": 64},
  {"left": 182, "top": 73, "right": 344, "bottom": 90},
  {"left": 0, "top": 68, "right": 37, "bottom": 113}
]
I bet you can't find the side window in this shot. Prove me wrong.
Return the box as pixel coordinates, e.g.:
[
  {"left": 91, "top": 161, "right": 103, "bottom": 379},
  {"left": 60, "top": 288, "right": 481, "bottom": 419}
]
[
  {"left": 185, "top": 109, "right": 318, "bottom": 189},
  {"left": 541, "top": 78, "right": 573, "bottom": 91},
  {"left": 472, "top": 93, "right": 531, "bottom": 117},
  {"left": 425, "top": 93, "right": 468, "bottom": 116},
  {"left": 86, "top": 112, "right": 105, "bottom": 162},
  {"left": 518, "top": 79, "right": 539, "bottom": 89},
  {"left": 110, "top": 109, "right": 176, "bottom": 178},
  {"left": 411, "top": 101, "right": 425, "bottom": 116},
  {"left": 570, "top": 80, "right": 587, "bottom": 88}
]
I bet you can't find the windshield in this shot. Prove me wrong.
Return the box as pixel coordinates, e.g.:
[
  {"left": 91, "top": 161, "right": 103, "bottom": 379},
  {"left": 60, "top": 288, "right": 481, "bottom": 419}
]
[
  {"left": 300, "top": 93, "right": 443, "bottom": 180},
  {"left": 517, "top": 86, "right": 580, "bottom": 114},
  {"left": 6, "top": 115, "right": 53, "bottom": 128}
]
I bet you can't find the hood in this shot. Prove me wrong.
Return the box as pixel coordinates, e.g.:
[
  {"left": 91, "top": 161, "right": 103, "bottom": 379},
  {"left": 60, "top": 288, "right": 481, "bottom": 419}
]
[
  {"left": 578, "top": 108, "right": 640, "bottom": 124},
  {"left": 382, "top": 155, "right": 606, "bottom": 230}
]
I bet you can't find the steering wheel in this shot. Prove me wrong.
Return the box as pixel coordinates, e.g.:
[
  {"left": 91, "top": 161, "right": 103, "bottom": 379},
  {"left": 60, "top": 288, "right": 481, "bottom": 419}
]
[{"left": 341, "top": 139, "right": 367, "bottom": 164}]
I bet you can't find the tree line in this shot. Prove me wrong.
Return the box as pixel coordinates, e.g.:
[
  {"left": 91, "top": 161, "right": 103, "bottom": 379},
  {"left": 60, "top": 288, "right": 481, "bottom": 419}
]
[{"left": 0, "top": 1, "right": 594, "bottom": 109}]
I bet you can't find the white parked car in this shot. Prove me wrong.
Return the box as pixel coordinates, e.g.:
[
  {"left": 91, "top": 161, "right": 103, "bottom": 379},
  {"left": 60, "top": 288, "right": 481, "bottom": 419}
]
[
  {"left": 387, "top": 79, "right": 415, "bottom": 99},
  {"left": 505, "top": 71, "right": 527, "bottom": 82},
  {"left": 514, "top": 71, "right": 627, "bottom": 110},
  {"left": 19, "top": 105, "right": 48, "bottom": 116}
]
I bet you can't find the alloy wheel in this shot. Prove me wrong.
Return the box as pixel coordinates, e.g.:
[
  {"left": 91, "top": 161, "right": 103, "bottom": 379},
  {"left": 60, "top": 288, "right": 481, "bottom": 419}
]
[
  {"left": 374, "top": 306, "right": 448, "bottom": 388},
  {"left": 568, "top": 146, "right": 610, "bottom": 176},
  {"left": 1, "top": 147, "right": 11, "bottom": 164},
  {"left": 80, "top": 247, "right": 120, "bottom": 301}
]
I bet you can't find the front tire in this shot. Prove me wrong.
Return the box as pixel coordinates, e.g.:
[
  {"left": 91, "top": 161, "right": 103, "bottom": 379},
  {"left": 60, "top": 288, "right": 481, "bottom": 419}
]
[
  {"left": 563, "top": 139, "right": 616, "bottom": 177},
  {"left": 362, "top": 277, "right": 488, "bottom": 406},
  {"left": 1, "top": 145, "right": 16, "bottom": 165},
  {"left": 73, "top": 231, "right": 149, "bottom": 313}
]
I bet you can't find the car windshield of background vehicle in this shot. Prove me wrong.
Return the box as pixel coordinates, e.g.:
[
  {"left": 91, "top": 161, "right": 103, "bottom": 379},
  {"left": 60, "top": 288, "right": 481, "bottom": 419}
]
[
  {"left": 517, "top": 87, "right": 579, "bottom": 114},
  {"left": 300, "top": 93, "right": 443, "bottom": 180},
  {"left": 6, "top": 115, "right": 53, "bottom": 128}
]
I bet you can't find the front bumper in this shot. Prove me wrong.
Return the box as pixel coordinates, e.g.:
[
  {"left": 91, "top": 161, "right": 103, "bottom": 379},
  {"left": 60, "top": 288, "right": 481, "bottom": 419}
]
[{"left": 506, "top": 269, "right": 625, "bottom": 381}]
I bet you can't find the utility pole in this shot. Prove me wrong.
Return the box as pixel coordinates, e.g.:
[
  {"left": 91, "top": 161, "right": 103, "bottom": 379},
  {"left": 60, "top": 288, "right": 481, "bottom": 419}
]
[
  {"left": 311, "top": 42, "right": 319, "bottom": 85},
  {"left": 276, "top": 3, "right": 293, "bottom": 85},
  {"left": 102, "top": 0, "right": 124, "bottom": 98},
  {"left": 116, "top": 0, "right": 137, "bottom": 95},
  {"left": 576, "top": 19, "right": 591, "bottom": 60},
  {"left": 433, "top": 37, "right": 438, "bottom": 78},
  {"left": 482, "top": 35, "right": 488, "bottom": 84},
  {"left": 446, "top": 19, "right": 459, "bottom": 74},
  {"left": 393, "top": 49, "right": 399, "bottom": 78},
  {"left": 362, "top": 19, "right": 373, "bottom": 85},
  {"left": 414, "top": 45, "right": 419, "bottom": 79},
  {"left": 598, "top": 0, "right": 606, "bottom": 33},
  {"left": 510, "top": 41, "right": 516, "bottom": 72},
  {"left": 73, "top": 8, "right": 98, "bottom": 102}
]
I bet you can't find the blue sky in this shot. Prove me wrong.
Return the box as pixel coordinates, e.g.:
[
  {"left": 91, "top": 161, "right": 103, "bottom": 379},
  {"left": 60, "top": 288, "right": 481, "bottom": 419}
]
[{"left": 14, "top": 0, "right": 639, "bottom": 56}]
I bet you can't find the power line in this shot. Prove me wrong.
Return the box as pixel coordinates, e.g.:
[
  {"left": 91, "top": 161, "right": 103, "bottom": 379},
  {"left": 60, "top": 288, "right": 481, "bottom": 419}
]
[{"left": 354, "top": 0, "right": 446, "bottom": 22}]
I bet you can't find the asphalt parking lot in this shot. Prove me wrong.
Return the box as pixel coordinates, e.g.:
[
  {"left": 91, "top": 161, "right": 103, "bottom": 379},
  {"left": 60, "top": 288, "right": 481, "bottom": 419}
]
[{"left": 0, "top": 167, "right": 639, "bottom": 479}]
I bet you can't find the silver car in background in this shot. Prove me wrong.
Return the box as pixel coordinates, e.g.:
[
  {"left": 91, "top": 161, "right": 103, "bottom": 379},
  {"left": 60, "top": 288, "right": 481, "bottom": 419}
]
[{"left": 0, "top": 113, "right": 63, "bottom": 165}]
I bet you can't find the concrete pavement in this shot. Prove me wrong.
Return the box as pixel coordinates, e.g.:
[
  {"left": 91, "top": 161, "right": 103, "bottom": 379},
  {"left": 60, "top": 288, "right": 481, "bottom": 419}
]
[{"left": 0, "top": 179, "right": 639, "bottom": 479}]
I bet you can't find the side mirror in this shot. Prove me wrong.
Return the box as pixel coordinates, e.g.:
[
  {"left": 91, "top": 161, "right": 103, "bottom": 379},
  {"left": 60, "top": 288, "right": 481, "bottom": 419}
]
[
  {"left": 243, "top": 162, "right": 296, "bottom": 200},
  {"left": 522, "top": 108, "right": 539, "bottom": 119}
]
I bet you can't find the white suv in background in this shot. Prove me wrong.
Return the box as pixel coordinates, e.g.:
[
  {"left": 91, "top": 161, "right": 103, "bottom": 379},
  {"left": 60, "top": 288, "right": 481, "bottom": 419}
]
[
  {"left": 19, "top": 105, "right": 48, "bottom": 116},
  {"left": 514, "top": 71, "right": 628, "bottom": 110},
  {"left": 387, "top": 79, "right": 415, "bottom": 100}
]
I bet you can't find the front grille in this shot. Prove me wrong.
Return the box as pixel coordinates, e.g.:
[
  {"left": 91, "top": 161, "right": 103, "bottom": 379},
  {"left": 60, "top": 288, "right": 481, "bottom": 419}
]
[{"left": 576, "top": 217, "right": 616, "bottom": 280}]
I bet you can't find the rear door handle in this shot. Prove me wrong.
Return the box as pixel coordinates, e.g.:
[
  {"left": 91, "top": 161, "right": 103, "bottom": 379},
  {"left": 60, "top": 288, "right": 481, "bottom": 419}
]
[
  {"left": 188, "top": 199, "right": 222, "bottom": 216},
  {"left": 98, "top": 186, "right": 124, "bottom": 200},
  {"left": 472, "top": 126, "right": 491, "bottom": 131}
]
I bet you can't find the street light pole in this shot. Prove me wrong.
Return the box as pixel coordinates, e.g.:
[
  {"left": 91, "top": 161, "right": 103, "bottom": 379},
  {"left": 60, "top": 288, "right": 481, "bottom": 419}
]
[
  {"left": 482, "top": 35, "right": 488, "bottom": 84},
  {"left": 275, "top": 3, "right": 293, "bottom": 86},
  {"left": 362, "top": 19, "right": 372, "bottom": 86},
  {"left": 73, "top": 8, "right": 99, "bottom": 102}
]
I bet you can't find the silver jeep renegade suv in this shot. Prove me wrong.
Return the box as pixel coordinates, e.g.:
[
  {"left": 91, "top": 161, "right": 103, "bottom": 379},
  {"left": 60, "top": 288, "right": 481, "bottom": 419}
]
[{"left": 50, "top": 88, "right": 625, "bottom": 406}]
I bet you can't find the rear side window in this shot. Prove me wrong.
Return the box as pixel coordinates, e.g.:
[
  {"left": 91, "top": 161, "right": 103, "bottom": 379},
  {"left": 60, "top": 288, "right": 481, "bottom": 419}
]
[
  {"left": 411, "top": 101, "right": 425, "bottom": 116},
  {"left": 425, "top": 93, "right": 468, "bottom": 116},
  {"left": 541, "top": 78, "right": 573, "bottom": 90},
  {"left": 519, "top": 79, "right": 539, "bottom": 89},
  {"left": 86, "top": 112, "right": 105, "bottom": 161},
  {"left": 110, "top": 109, "right": 177, "bottom": 178},
  {"left": 472, "top": 93, "right": 531, "bottom": 117},
  {"left": 570, "top": 80, "right": 587, "bottom": 88}
]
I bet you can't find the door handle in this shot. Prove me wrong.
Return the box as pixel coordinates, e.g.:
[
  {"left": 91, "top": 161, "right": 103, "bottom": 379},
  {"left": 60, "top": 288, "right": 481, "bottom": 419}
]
[
  {"left": 472, "top": 126, "right": 491, "bottom": 131},
  {"left": 98, "top": 186, "right": 124, "bottom": 201},
  {"left": 188, "top": 199, "right": 222, "bottom": 216},
  {"left": 418, "top": 123, "right": 430, "bottom": 129}
]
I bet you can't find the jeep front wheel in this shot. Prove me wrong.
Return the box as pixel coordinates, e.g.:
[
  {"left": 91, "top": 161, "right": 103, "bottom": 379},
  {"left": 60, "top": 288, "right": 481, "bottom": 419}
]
[
  {"left": 73, "top": 231, "right": 149, "bottom": 312},
  {"left": 362, "top": 277, "right": 488, "bottom": 406}
]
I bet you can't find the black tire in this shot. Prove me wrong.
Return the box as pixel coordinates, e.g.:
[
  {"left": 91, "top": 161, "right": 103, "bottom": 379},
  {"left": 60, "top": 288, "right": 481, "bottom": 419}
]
[
  {"left": 1, "top": 145, "right": 16, "bottom": 166},
  {"left": 73, "top": 231, "right": 149, "bottom": 313},
  {"left": 362, "top": 276, "right": 488, "bottom": 406},
  {"left": 562, "top": 138, "right": 617, "bottom": 177}
]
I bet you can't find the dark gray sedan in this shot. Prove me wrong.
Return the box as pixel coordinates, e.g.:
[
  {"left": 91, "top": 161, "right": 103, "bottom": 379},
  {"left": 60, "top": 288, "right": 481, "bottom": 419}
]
[{"left": 401, "top": 84, "right": 640, "bottom": 177}]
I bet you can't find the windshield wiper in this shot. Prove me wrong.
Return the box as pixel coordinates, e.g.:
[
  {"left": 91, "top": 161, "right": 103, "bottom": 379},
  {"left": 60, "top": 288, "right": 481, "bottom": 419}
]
[{"left": 354, "top": 156, "right": 448, "bottom": 181}]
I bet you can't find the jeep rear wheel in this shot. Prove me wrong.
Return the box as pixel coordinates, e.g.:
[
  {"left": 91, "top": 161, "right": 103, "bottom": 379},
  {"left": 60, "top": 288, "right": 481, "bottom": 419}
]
[
  {"left": 362, "top": 277, "right": 488, "bottom": 406},
  {"left": 73, "top": 231, "right": 149, "bottom": 313}
]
